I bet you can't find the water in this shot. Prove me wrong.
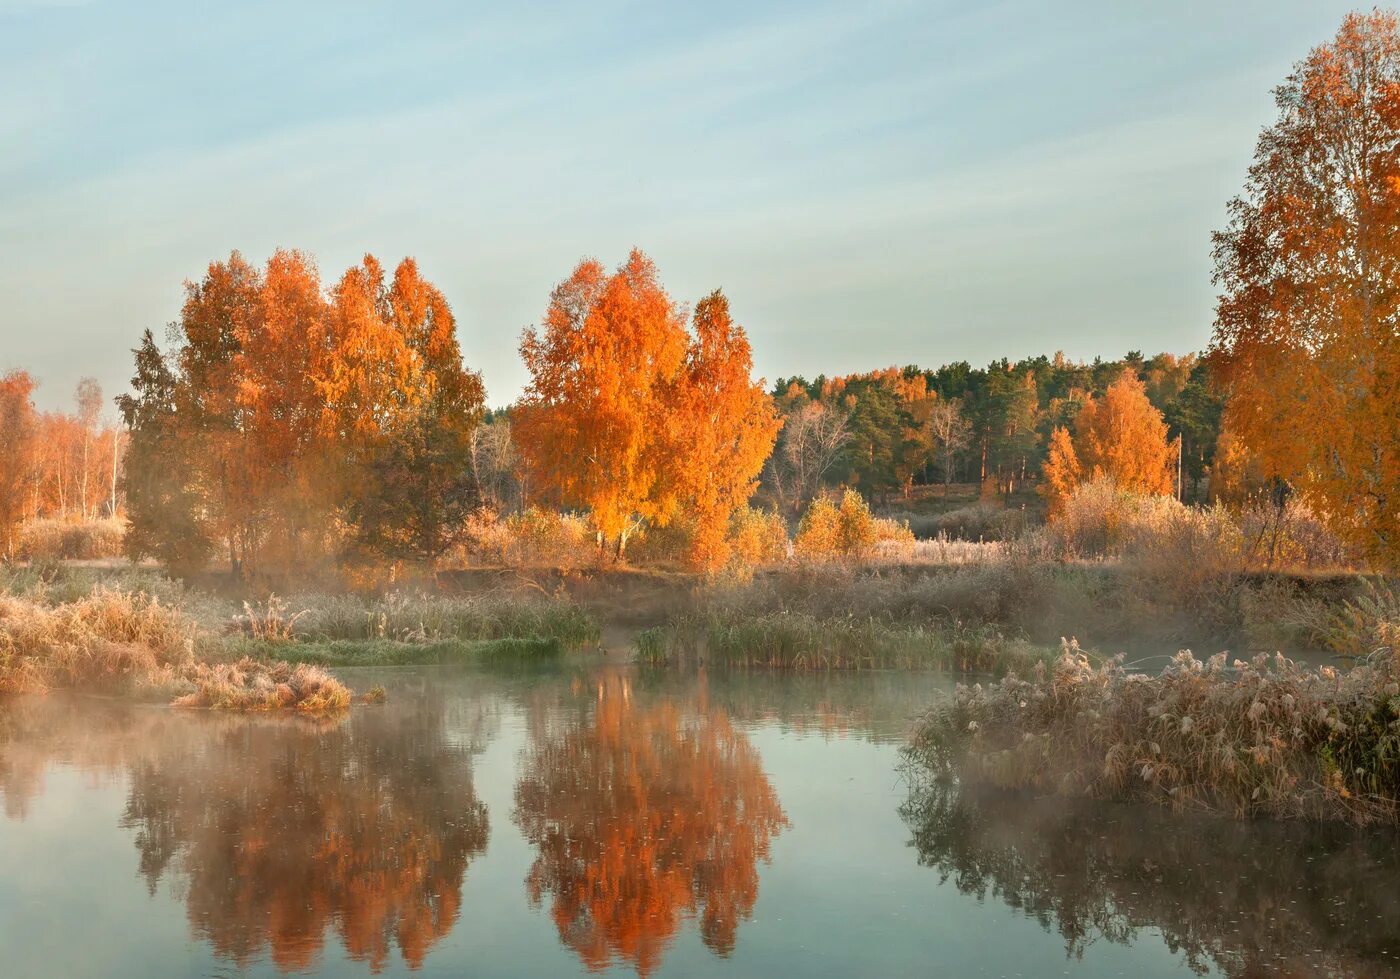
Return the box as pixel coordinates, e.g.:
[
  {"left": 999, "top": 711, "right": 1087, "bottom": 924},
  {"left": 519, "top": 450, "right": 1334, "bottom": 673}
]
[{"left": 2, "top": 664, "right": 1398, "bottom": 978}]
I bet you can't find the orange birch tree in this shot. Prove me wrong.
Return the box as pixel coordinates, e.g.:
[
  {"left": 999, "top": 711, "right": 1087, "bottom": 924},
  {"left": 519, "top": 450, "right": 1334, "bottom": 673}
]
[
  {"left": 515, "top": 250, "right": 687, "bottom": 559},
  {"left": 1211, "top": 10, "right": 1400, "bottom": 567}
]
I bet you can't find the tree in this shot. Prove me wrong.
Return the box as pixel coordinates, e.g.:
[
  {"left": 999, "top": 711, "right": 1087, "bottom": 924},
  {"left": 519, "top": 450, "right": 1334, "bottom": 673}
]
[
  {"left": 74, "top": 378, "right": 102, "bottom": 519},
  {"left": 470, "top": 416, "right": 520, "bottom": 513},
  {"left": 1074, "top": 370, "right": 1177, "bottom": 496},
  {"left": 1040, "top": 370, "right": 1176, "bottom": 516},
  {"left": 119, "top": 250, "right": 484, "bottom": 576},
  {"left": 1211, "top": 10, "right": 1400, "bottom": 567},
  {"left": 516, "top": 251, "right": 687, "bottom": 558},
  {"left": 926, "top": 398, "right": 972, "bottom": 495},
  {"left": 669, "top": 291, "right": 781, "bottom": 569},
  {"left": 117, "top": 330, "right": 214, "bottom": 575},
  {"left": 1040, "top": 426, "right": 1081, "bottom": 518},
  {"left": 328, "top": 256, "right": 485, "bottom": 564},
  {"left": 516, "top": 250, "right": 776, "bottom": 566},
  {"left": 764, "top": 396, "right": 849, "bottom": 514},
  {"left": 0, "top": 371, "right": 37, "bottom": 559}
]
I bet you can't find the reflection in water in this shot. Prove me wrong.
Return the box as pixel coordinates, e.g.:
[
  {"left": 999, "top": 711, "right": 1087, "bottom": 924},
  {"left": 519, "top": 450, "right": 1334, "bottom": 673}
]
[
  {"left": 901, "top": 781, "right": 1400, "bottom": 978},
  {"left": 513, "top": 674, "right": 788, "bottom": 977},
  {"left": 2, "top": 692, "right": 496, "bottom": 975}
]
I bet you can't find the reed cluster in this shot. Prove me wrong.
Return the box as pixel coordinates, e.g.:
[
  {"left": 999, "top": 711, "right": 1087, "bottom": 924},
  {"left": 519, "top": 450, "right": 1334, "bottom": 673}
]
[
  {"left": 905, "top": 640, "right": 1400, "bottom": 823},
  {"left": 637, "top": 609, "right": 1056, "bottom": 674},
  {"left": 240, "top": 590, "right": 600, "bottom": 648}
]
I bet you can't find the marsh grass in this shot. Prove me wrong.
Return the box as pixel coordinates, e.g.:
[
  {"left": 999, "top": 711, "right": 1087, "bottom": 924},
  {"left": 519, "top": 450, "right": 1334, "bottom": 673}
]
[
  {"left": 263, "top": 635, "right": 563, "bottom": 667},
  {"left": 637, "top": 609, "right": 1057, "bottom": 673},
  {"left": 905, "top": 640, "right": 1400, "bottom": 823},
  {"left": 277, "top": 590, "right": 599, "bottom": 648}
]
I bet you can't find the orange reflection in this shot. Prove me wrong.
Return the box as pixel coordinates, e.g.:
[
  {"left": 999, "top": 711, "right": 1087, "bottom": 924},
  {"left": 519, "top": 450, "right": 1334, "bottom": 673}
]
[
  {"left": 513, "top": 675, "right": 787, "bottom": 976},
  {"left": 120, "top": 702, "right": 493, "bottom": 973}
]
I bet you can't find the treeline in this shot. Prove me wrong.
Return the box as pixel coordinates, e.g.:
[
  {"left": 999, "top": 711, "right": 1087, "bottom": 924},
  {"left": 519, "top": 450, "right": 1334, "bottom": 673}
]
[
  {"left": 1, "top": 12, "right": 1397, "bottom": 575},
  {"left": 0, "top": 372, "right": 125, "bottom": 557},
  {"left": 763, "top": 351, "right": 1222, "bottom": 509}
]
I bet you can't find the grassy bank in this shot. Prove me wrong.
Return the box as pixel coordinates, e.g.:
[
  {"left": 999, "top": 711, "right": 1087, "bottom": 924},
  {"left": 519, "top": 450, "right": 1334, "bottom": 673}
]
[
  {"left": 904, "top": 640, "right": 1400, "bottom": 823},
  {"left": 0, "top": 564, "right": 603, "bottom": 708}
]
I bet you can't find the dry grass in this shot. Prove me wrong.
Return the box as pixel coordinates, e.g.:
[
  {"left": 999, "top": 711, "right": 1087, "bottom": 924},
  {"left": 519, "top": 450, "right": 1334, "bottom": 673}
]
[
  {"left": 0, "top": 589, "right": 354, "bottom": 711},
  {"left": 171, "top": 658, "right": 352, "bottom": 711},
  {"left": 906, "top": 640, "right": 1400, "bottom": 823}
]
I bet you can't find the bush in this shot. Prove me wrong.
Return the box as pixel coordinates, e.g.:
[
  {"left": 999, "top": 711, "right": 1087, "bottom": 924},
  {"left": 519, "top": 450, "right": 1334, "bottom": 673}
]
[
  {"left": 906, "top": 641, "right": 1400, "bottom": 823},
  {"left": 794, "top": 489, "right": 891, "bottom": 560},
  {"left": 727, "top": 507, "right": 790, "bottom": 568},
  {"left": 460, "top": 506, "right": 595, "bottom": 568},
  {"left": 17, "top": 518, "right": 126, "bottom": 561},
  {"left": 903, "top": 503, "right": 1027, "bottom": 542}
]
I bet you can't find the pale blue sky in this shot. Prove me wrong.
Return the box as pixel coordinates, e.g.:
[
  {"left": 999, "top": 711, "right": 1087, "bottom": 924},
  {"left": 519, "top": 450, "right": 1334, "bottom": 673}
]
[{"left": 0, "top": 0, "right": 1361, "bottom": 410}]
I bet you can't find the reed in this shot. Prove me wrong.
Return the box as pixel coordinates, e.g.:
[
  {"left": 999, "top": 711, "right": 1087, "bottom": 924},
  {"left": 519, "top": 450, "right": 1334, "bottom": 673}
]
[
  {"left": 637, "top": 609, "right": 1057, "bottom": 674},
  {"left": 279, "top": 590, "right": 599, "bottom": 648}
]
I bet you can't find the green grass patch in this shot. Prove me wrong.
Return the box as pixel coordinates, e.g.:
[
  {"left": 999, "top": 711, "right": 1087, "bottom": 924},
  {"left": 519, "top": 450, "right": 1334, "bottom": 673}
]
[
  {"left": 637, "top": 610, "right": 1059, "bottom": 674},
  {"left": 245, "top": 636, "right": 564, "bottom": 667}
]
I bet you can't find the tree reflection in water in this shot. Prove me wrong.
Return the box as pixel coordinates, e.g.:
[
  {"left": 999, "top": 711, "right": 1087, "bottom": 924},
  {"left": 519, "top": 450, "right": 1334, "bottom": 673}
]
[
  {"left": 901, "top": 780, "right": 1400, "bottom": 978},
  {"left": 513, "top": 674, "right": 788, "bottom": 976},
  {"left": 0, "top": 693, "right": 496, "bottom": 974}
]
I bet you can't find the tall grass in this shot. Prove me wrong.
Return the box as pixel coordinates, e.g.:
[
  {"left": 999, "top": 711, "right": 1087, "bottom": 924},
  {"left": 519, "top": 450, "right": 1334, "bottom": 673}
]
[
  {"left": 906, "top": 640, "right": 1400, "bottom": 823},
  {"left": 255, "top": 590, "right": 600, "bottom": 648},
  {"left": 637, "top": 609, "right": 1057, "bottom": 673}
]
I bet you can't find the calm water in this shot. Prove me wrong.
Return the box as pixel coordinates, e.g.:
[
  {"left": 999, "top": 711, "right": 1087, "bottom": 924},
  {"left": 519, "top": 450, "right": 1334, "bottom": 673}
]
[{"left": 2, "top": 664, "right": 1398, "bottom": 978}]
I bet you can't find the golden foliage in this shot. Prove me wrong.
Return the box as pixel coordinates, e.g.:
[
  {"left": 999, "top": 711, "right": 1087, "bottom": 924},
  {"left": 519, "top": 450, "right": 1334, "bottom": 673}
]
[
  {"left": 515, "top": 251, "right": 779, "bottom": 567},
  {"left": 1211, "top": 10, "right": 1400, "bottom": 568},
  {"left": 1041, "top": 370, "right": 1176, "bottom": 517}
]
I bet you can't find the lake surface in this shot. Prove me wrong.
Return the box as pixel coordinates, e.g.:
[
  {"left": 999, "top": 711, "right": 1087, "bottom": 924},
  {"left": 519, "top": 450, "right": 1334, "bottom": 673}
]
[{"left": 2, "top": 664, "right": 1398, "bottom": 978}]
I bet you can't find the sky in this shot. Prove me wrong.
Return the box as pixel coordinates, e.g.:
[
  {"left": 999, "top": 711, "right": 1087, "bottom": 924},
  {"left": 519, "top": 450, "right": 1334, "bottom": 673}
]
[{"left": 0, "top": 0, "right": 1364, "bottom": 411}]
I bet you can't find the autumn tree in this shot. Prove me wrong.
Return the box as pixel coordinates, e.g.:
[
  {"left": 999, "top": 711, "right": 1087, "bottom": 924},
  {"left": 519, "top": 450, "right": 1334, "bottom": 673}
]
[
  {"left": 669, "top": 291, "right": 782, "bottom": 569},
  {"left": 1040, "top": 370, "right": 1176, "bottom": 516},
  {"left": 327, "top": 256, "right": 485, "bottom": 563},
  {"left": 120, "top": 250, "right": 484, "bottom": 576},
  {"left": 1211, "top": 10, "right": 1400, "bottom": 567},
  {"left": 0, "top": 371, "right": 37, "bottom": 559},
  {"left": 515, "top": 250, "right": 776, "bottom": 565},
  {"left": 1040, "top": 426, "right": 1081, "bottom": 519}
]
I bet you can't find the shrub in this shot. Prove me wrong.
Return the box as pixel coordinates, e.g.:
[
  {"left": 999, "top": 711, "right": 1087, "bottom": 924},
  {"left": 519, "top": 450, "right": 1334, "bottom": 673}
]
[
  {"left": 460, "top": 506, "right": 595, "bottom": 568},
  {"left": 794, "top": 489, "right": 887, "bottom": 560},
  {"left": 727, "top": 507, "right": 790, "bottom": 568},
  {"left": 904, "top": 503, "right": 1027, "bottom": 542},
  {"left": 906, "top": 641, "right": 1400, "bottom": 823},
  {"left": 17, "top": 518, "right": 126, "bottom": 561}
]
